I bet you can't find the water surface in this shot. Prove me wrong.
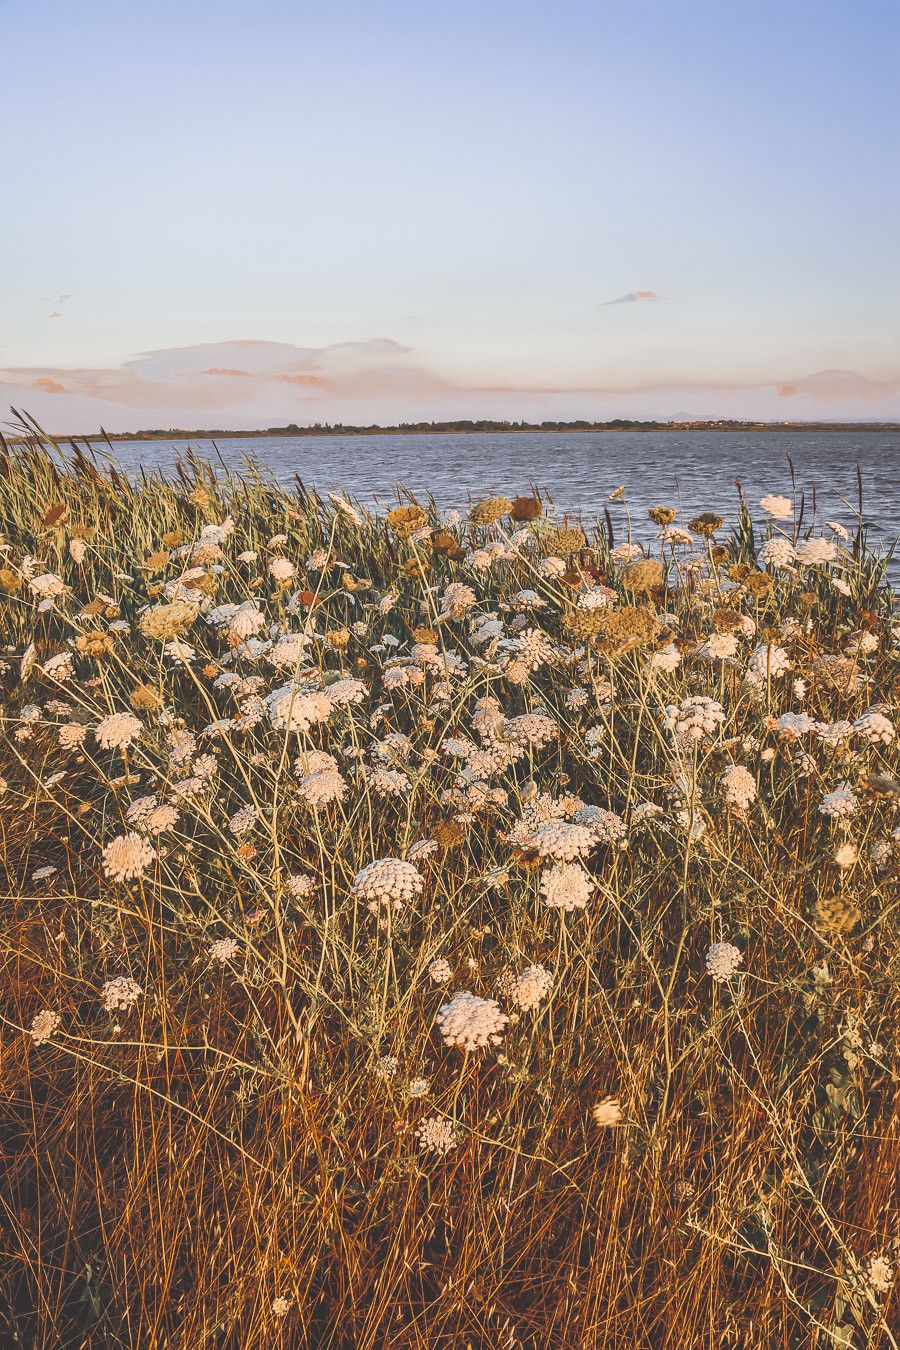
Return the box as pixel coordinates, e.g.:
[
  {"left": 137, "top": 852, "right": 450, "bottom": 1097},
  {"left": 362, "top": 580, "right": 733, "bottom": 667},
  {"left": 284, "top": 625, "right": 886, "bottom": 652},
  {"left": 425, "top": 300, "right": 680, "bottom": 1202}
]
[{"left": 103, "top": 429, "right": 897, "bottom": 565}]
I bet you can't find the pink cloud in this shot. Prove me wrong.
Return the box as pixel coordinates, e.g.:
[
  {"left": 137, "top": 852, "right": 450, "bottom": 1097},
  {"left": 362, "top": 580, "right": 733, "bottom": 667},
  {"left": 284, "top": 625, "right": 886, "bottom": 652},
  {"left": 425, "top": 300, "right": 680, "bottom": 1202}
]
[
  {"left": 2, "top": 340, "right": 898, "bottom": 433},
  {"left": 603, "top": 290, "right": 665, "bottom": 305}
]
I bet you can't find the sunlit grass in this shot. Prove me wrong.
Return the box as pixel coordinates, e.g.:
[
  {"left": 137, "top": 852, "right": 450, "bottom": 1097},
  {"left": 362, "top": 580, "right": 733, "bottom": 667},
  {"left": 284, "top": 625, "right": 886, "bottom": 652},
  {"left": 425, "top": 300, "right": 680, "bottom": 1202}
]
[{"left": 0, "top": 421, "right": 896, "bottom": 1347}]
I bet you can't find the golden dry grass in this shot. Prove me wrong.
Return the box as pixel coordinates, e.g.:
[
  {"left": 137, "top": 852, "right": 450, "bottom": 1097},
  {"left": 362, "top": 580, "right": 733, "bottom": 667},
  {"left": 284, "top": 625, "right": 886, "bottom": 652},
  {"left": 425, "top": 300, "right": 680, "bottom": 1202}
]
[{"left": 0, "top": 426, "right": 897, "bottom": 1347}]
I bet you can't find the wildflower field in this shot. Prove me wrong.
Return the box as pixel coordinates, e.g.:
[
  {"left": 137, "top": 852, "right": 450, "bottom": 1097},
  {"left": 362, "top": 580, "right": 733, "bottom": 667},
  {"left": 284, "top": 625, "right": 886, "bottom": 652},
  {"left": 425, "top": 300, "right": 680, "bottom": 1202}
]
[{"left": 0, "top": 426, "right": 897, "bottom": 1348}]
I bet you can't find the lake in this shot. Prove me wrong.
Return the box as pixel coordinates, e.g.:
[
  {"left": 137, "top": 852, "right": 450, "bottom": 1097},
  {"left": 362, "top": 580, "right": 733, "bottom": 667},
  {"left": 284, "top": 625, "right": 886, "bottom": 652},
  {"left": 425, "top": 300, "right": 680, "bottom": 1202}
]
[{"left": 102, "top": 429, "right": 897, "bottom": 566}]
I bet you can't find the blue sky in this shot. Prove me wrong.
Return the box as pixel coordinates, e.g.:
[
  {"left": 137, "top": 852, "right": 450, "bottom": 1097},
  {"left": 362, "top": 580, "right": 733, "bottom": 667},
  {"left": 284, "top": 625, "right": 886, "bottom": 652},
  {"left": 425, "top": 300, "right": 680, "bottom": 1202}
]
[{"left": 2, "top": 0, "right": 898, "bottom": 429}]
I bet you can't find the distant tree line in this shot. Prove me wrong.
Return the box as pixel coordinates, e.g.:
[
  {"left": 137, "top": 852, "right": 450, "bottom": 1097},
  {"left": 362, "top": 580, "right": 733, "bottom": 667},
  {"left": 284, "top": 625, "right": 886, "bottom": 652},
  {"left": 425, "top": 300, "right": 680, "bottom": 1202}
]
[{"left": 72, "top": 418, "right": 900, "bottom": 442}]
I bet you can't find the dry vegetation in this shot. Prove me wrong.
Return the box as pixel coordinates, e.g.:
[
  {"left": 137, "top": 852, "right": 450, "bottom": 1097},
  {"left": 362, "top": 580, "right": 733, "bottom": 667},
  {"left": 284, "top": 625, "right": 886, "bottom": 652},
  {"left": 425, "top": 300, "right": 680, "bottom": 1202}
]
[{"left": 0, "top": 426, "right": 897, "bottom": 1348}]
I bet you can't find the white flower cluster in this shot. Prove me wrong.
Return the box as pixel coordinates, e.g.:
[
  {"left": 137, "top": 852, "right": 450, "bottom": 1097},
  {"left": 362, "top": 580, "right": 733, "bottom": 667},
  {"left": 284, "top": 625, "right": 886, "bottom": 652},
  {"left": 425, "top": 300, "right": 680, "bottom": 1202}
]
[
  {"left": 574, "top": 804, "right": 626, "bottom": 845},
  {"left": 285, "top": 872, "right": 315, "bottom": 899},
  {"left": 95, "top": 711, "right": 143, "bottom": 750},
  {"left": 100, "top": 976, "right": 143, "bottom": 1012},
  {"left": 529, "top": 820, "right": 596, "bottom": 860},
  {"left": 209, "top": 937, "right": 240, "bottom": 963},
  {"left": 664, "top": 696, "right": 725, "bottom": 744},
  {"left": 102, "top": 832, "right": 155, "bottom": 882},
  {"left": 795, "top": 537, "right": 837, "bottom": 565},
  {"left": 759, "top": 494, "right": 793, "bottom": 520},
  {"left": 440, "top": 582, "right": 477, "bottom": 617},
  {"left": 228, "top": 804, "right": 259, "bottom": 836},
  {"left": 415, "top": 1115, "right": 458, "bottom": 1156},
  {"left": 352, "top": 857, "right": 424, "bottom": 911},
  {"left": 705, "top": 942, "right": 743, "bottom": 983},
  {"left": 819, "top": 784, "right": 858, "bottom": 819},
  {"left": 761, "top": 537, "right": 796, "bottom": 567},
  {"left": 539, "top": 860, "right": 594, "bottom": 911},
  {"left": 428, "top": 958, "right": 452, "bottom": 984},
  {"left": 436, "top": 991, "right": 508, "bottom": 1050},
  {"left": 500, "top": 963, "right": 553, "bottom": 1010},
  {"left": 853, "top": 710, "right": 894, "bottom": 745},
  {"left": 746, "top": 644, "right": 790, "bottom": 685},
  {"left": 267, "top": 683, "right": 333, "bottom": 732},
  {"left": 722, "top": 764, "right": 756, "bottom": 812},
  {"left": 30, "top": 1009, "right": 61, "bottom": 1046}
]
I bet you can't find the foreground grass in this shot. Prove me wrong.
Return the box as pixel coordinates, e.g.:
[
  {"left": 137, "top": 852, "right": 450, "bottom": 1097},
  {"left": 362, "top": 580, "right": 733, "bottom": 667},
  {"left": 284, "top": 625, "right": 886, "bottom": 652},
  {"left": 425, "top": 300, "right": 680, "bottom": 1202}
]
[{"left": 0, "top": 426, "right": 897, "bottom": 1348}]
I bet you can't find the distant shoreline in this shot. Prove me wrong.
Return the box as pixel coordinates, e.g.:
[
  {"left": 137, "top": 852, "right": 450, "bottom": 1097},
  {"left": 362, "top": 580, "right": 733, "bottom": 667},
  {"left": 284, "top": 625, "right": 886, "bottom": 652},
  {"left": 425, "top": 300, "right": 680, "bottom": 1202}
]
[{"left": 38, "top": 419, "right": 900, "bottom": 444}]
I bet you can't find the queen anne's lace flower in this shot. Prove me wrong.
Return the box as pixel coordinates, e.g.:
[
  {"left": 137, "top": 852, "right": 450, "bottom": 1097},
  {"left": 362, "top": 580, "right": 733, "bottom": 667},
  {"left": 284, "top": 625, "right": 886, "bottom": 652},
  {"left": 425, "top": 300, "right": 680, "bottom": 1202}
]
[
  {"left": 440, "top": 582, "right": 477, "bottom": 617},
  {"left": 95, "top": 711, "right": 142, "bottom": 750},
  {"left": 59, "top": 722, "right": 87, "bottom": 749},
  {"left": 761, "top": 537, "right": 796, "bottom": 567},
  {"left": 705, "top": 942, "right": 743, "bottom": 982},
  {"left": 43, "top": 651, "right": 74, "bottom": 680},
  {"left": 853, "top": 710, "right": 894, "bottom": 745},
  {"left": 30, "top": 1010, "right": 60, "bottom": 1046},
  {"left": 428, "top": 958, "right": 452, "bottom": 984},
  {"left": 500, "top": 963, "right": 552, "bottom": 1010},
  {"left": 285, "top": 873, "right": 315, "bottom": 899},
  {"left": 209, "top": 937, "right": 239, "bottom": 963},
  {"left": 102, "top": 832, "right": 155, "bottom": 882},
  {"left": 269, "top": 556, "right": 295, "bottom": 582},
  {"left": 574, "top": 805, "right": 626, "bottom": 845},
  {"left": 100, "top": 976, "right": 143, "bottom": 1012},
  {"left": 539, "top": 860, "right": 594, "bottom": 911},
  {"left": 819, "top": 784, "right": 858, "bottom": 819},
  {"left": 325, "top": 677, "right": 367, "bottom": 706},
  {"left": 415, "top": 1115, "right": 458, "bottom": 1156},
  {"left": 747, "top": 644, "right": 790, "bottom": 684},
  {"left": 795, "top": 537, "right": 837, "bottom": 565},
  {"left": 436, "top": 991, "right": 508, "bottom": 1050},
  {"left": 228, "top": 603, "right": 266, "bottom": 643},
  {"left": 759, "top": 494, "right": 793, "bottom": 520},
  {"left": 865, "top": 1253, "right": 894, "bottom": 1296},
  {"left": 777, "top": 711, "right": 814, "bottom": 738},
  {"left": 30, "top": 572, "right": 66, "bottom": 600},
  {"left": 699, "top": 632, "right": 739, "bottom": 661},
  {"left": 722, "top": 764, "right": 756, "bottom": 811},
  {"left": 228, "top": 804, "right": 259, "bottom": 836},
  {"left": 664, "top": 696, "right": 725, "bottom": 743},
  {"left": 298, "top": 768, "right": 347, "bottom": 807},
  {"left": 504, "top": 713, "right": 559, "bottom": 748},
  {"left": 530, "top": 819, "right": 596, "bottom": 860},
  {"left": 352, "top": 857, "right": 424, "bottom": 911},
  {"left": 270, "top": 633, "right": 310, "bottom": 667},
  {"left": 267, "top": 683, "right": 333, "bottom": 732}
]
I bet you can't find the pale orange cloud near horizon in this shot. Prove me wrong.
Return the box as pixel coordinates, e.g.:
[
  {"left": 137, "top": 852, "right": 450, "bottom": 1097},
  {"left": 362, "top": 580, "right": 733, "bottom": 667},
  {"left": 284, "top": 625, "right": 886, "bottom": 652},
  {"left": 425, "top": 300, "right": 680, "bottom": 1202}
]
[{"left": 2, "top": 339, "right": 899, "bottom": 432}]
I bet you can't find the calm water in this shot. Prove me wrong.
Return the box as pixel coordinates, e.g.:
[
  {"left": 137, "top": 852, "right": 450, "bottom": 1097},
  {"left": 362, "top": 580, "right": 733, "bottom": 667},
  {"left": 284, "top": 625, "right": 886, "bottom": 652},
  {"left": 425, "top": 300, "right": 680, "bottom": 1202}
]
[{"left": 106, "top": 429, "right": 897, "bottom": 566}]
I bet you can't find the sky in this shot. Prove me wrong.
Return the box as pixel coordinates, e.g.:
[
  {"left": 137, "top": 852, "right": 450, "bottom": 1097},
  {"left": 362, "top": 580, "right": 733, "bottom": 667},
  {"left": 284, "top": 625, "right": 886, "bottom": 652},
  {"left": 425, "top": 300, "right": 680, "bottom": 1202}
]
[{"left": 1, "top": 0, "right": 899, "bottom": 432}]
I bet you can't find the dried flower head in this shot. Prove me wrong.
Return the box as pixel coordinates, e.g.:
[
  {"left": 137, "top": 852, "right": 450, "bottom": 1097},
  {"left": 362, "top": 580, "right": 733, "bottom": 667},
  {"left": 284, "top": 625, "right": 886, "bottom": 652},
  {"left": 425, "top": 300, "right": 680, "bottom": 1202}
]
[
  {"left": 30, "top": 1010, "right": 61, "bottom": 1046},
  {"left": 100, "top": 976, "right": 143, "bottom": 1012},
  {"left": 592, "top": 1096, "right": 624, "bottom": 1126}
]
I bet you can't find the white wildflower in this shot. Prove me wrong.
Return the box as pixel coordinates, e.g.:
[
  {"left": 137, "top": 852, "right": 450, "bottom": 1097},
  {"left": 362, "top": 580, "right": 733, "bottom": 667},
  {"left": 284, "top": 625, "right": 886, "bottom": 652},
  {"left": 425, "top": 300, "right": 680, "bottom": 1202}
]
[
  {"left": 436, "top": 991, "right": 508, "bottom": 1050},
  {"left": 705, "top": 942, "right": 743, "bottom": 983}
]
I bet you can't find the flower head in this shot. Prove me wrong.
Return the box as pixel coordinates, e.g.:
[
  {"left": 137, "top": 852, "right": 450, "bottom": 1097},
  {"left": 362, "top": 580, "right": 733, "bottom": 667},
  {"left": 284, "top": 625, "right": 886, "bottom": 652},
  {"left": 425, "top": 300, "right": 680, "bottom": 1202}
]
[
  {"left": 705, "top": 941, "right": 743, "bottom": 983},
  {"left": 436, "top": 991, "right": 508, "bottom": 1050},
  {"left": 352, "top": 857, "right": 424, "bottom": 911}
]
